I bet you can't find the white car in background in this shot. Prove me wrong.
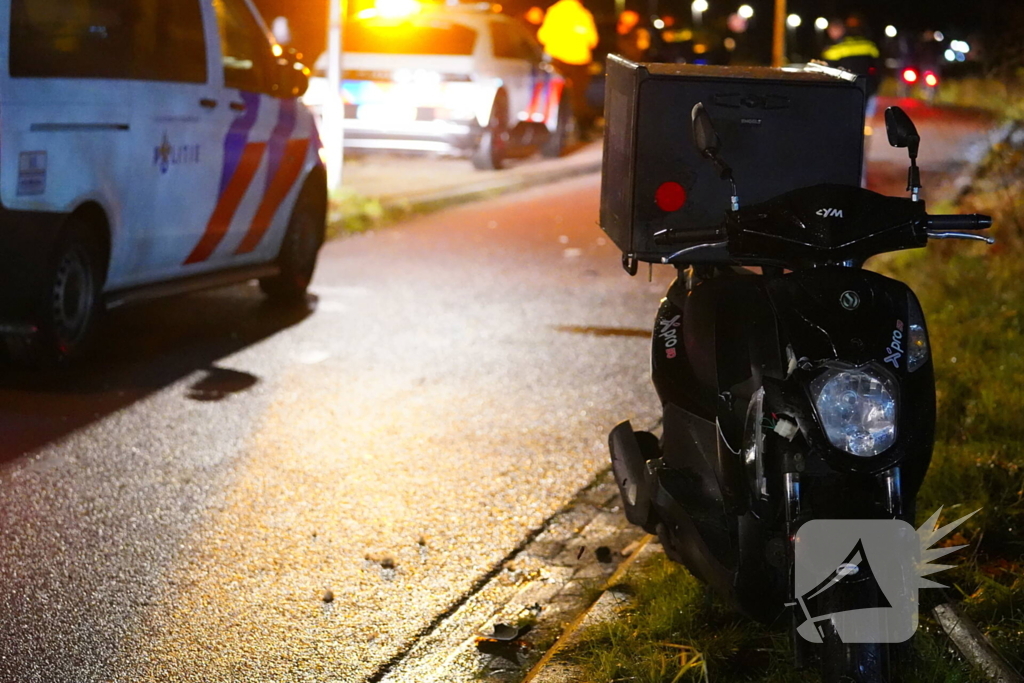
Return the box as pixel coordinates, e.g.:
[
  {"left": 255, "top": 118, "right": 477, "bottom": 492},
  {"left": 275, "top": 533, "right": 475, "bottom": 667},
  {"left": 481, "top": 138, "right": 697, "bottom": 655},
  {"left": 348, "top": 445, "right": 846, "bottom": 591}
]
[{"left": 305, "top": 1, "right": 576, "bottom": 169}]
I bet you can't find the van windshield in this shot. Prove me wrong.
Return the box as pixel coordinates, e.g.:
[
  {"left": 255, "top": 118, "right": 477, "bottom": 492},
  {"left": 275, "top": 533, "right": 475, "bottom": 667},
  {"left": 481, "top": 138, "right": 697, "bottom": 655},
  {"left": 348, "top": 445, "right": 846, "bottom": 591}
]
[
  {"left": 10, "top": 0, "right": 207, "bottom": 82},
  {"left": 345, "top": 19, "right": 477, "bottom": 56}
]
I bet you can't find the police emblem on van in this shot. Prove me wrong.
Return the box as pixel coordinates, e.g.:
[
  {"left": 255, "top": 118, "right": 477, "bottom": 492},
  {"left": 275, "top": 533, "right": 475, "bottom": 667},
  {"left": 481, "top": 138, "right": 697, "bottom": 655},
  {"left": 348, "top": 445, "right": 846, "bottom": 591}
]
[{"left": 154, "top": 132, "right": 201, "bottom": 174}]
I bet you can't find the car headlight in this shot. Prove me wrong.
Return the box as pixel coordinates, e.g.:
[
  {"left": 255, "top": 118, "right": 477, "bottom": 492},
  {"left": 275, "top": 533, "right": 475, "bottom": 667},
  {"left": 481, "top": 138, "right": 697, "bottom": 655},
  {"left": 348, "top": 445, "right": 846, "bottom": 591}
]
[{"left": 810, "top": 366, "right": 897, "bottom": 457}]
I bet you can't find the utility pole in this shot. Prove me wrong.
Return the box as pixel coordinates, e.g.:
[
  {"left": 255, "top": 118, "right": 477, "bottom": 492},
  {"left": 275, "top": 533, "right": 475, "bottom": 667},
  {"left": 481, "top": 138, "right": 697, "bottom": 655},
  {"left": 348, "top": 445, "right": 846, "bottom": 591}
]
[
  {"left": 325, "top": 0, "right": 344, "bottom": 190},
  {"left": 772, "top": 0, "right": 786, "bottom": 67}
]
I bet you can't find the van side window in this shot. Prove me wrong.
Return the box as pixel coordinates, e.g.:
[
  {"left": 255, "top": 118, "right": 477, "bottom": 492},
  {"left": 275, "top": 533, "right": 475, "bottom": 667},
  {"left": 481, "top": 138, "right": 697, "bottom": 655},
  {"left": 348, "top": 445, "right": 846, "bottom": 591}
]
[
  {"left": 490, "top": 21, "right": 541, "bottom": 63},
  {"left": 213, "top": 0, "right": 274, "bottom": 94},
  {"left": 9, "top": 0, "right": 207, "bottom": 83}
]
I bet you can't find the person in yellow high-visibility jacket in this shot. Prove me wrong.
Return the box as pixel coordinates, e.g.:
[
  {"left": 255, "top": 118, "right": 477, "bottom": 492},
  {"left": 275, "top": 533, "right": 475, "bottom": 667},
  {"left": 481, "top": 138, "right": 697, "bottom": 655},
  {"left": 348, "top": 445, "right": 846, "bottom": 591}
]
[
  {"left": 537, "top": 0, "right": 599, "bottom": 133},
  {"left": 822, "top": 15, "right": 881, "bottom": 114}
]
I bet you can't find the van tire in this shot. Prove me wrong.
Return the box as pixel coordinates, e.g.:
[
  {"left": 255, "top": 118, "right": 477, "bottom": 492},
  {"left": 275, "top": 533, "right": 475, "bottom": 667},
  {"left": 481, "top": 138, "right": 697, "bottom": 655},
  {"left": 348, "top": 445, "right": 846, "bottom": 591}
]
[
  {"left": 471, "top": 93, "right": 509, "bottom": 171},
  {"left": 259, "top": 174, "right": 327, "bottom": 303},
  {"left": 28, "top": 219, "right": 104, "bottom": 366},
  {"left": 541, "top": 88, "right": 576, "bottom": 158}
]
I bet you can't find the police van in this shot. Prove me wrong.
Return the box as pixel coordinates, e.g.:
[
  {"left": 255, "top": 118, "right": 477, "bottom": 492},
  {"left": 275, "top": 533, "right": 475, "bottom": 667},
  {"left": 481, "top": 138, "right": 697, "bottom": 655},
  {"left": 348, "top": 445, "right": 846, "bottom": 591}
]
[{"left": 1, "top": 0, "right": 327, "bottom": 364}]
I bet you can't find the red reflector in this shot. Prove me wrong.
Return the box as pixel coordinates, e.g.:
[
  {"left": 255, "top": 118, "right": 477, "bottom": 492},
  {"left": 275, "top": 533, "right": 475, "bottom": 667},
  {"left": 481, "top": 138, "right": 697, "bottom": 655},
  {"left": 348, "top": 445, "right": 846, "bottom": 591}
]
[
  {"left": 923, "top": 72, "right": 938, "bottom": 87},
  {"left": 902, "top": 68, "right": 918, "bottom": 84},
  {"left": 655, "top": 181, "right": 687, "bottom": 212}
]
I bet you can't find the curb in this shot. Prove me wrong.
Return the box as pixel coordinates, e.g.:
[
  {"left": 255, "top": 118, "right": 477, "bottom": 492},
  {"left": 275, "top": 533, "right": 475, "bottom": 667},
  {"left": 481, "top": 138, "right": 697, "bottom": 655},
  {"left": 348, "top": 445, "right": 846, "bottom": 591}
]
[
  {"left": 934, "top": 603, "right": 1024, "bottom": 683},
  {"left": 378, "top": 156, "right": 604, "bottom": 217},
  {"left": 521, "top": 534, "right": 656, "bottom": 683},
  {"left": 372, "top": 468, "right": 648, "bottom": 683}
]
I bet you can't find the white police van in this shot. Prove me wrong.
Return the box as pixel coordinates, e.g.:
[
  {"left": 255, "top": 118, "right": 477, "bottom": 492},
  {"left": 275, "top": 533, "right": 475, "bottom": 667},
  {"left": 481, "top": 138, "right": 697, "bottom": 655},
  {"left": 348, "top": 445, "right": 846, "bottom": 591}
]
[{"left": 1, "top": 0, "right": 327, "bottom": 364}]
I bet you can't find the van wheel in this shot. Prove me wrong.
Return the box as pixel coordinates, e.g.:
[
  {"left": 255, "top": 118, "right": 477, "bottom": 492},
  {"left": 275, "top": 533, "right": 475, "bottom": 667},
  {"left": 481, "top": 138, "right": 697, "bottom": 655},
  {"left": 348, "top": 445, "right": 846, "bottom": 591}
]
[
  {"left": 29, "top": 219, "right": 104, "bottom": 366},
  {"left": 471, "top": 93, "right": 509, "bottom": 170},
  {"left": 541, "top": 88, "right": 577, "bottom": 158},
  {"left": 260, "top": 175, "right": 327, "bottom": 303}
]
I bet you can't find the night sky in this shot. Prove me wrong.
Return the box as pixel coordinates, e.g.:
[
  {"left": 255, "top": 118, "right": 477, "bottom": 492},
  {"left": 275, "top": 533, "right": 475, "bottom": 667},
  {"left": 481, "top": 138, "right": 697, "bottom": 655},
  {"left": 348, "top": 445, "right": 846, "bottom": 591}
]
[{"left": 252, "top": 0, "right": 1017, "bottom": 67}]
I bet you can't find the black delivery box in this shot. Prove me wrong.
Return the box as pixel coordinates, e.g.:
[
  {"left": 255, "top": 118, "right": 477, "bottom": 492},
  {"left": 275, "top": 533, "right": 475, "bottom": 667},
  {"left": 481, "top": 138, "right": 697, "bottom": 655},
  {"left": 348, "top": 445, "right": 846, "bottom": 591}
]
[{"left": 600, "top": 56, "right": 866, "bottom": 263}]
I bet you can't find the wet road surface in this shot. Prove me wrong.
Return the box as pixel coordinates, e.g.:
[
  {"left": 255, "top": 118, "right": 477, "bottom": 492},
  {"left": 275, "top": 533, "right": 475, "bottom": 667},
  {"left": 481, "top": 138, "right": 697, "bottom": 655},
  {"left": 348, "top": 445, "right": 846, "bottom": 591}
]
[{"left": 0, "top": 175, "right": 670, "bottom": 682}]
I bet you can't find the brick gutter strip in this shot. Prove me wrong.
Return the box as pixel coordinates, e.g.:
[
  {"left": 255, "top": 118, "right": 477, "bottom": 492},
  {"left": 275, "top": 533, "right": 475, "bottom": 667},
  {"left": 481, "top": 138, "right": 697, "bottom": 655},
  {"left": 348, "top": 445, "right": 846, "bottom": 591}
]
[{"left": 521, "top": 534, "right": 655, "bottom": 683}]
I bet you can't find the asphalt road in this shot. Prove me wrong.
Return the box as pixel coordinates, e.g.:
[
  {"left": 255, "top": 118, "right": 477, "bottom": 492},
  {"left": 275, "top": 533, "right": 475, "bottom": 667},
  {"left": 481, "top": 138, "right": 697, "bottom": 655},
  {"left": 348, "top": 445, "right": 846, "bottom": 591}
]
[
  {"left": 0, "top": 175, "right": 670, "bottom": 682},
  {"left": 0, "top": 99, "right": 992, "bottom": 682}
]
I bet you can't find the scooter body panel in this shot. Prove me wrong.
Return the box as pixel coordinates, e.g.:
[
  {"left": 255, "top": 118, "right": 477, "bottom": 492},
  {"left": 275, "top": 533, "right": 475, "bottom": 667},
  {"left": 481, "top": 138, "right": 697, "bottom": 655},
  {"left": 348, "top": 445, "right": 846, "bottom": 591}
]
[{"left": 642, "top": 266, "right": 935, "bottom": 619}]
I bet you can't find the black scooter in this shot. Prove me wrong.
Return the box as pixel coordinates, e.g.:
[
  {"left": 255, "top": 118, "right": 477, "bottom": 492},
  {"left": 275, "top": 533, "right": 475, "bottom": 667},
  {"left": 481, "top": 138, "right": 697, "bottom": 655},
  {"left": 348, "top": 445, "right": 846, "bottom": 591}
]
[{"left": 608, "top": 104, "right": 993, "bottom": 681}]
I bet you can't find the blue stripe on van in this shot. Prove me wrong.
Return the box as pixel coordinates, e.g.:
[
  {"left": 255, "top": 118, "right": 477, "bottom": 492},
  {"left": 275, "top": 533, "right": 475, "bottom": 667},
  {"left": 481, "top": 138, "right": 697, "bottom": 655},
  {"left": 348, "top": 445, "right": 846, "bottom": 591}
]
[
  {"left": 219, "top": 91, "right": 262, "bottom": 196},
  {"left": 263, "top": 99, "right": 298, "bottom": 193}
]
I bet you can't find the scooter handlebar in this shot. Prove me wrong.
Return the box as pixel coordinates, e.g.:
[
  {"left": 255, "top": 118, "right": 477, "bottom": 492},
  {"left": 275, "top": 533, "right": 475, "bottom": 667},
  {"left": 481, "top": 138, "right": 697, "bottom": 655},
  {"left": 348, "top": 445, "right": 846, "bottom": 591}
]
[{"left": 925, "top": 214, "right": 992, "bottom": 231}]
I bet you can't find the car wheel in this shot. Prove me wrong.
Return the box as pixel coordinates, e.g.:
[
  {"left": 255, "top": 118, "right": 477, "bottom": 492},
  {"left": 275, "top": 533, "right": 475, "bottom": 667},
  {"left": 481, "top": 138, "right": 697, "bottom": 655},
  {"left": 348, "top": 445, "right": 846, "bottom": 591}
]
[
  {"left": 20, "top": 218, "right": 105, "bottom": 367},
  {"left": 471, "top": 92, "right": 509, "bottom": 171},
  {"left": 541, "top": 87, "right": 577, "bottom": 158},
  {"left": 259, "top": 173, "right": 327, "bottom": 303}
]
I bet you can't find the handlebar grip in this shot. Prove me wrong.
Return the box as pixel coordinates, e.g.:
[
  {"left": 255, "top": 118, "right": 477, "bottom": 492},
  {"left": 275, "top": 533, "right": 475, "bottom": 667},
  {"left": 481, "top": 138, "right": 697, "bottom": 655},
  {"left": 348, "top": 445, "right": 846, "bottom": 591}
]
[{"left": 925, "top": 214, "right": 993, "bottom": 231}]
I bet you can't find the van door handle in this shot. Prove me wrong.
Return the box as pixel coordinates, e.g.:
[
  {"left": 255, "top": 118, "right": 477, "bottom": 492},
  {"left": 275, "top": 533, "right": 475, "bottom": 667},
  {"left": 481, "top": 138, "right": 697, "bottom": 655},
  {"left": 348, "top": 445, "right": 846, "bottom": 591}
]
[
  {"left": 229, "top": 101, "right": 247, "bottom": 112},
  {"left": 199, "top": 98, "right": 218, "bottom": 109}
]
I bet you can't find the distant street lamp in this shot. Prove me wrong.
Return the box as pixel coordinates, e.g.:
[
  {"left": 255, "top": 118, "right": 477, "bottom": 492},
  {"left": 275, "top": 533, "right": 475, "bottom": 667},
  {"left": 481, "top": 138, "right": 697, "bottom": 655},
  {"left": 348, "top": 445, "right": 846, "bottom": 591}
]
[
  {"left": 786, "top": 13, "right": 801, "bottom": 28},
  {"left": 737, "top": 3, "right": 753, "bottom": 19},
  {"left": 692, "top": 0, "right": 709, "bottom": 27},
  {"left": 885, "top": 24, "right": 897, "bottom": 38},
  {"left": 814, "top": 16, "right": 828, "bottom": 31}
]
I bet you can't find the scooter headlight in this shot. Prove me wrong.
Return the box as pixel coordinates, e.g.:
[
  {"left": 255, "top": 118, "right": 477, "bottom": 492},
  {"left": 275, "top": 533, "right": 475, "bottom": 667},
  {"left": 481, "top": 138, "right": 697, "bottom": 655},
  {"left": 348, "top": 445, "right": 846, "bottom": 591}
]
[{"left": 810, "top": 367, "right": 897, "bottom": 457}]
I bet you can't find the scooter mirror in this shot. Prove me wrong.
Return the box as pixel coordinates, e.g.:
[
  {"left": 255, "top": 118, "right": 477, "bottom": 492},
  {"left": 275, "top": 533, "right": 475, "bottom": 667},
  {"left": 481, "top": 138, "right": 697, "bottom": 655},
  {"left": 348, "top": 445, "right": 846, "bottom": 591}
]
[
  {"left": 884, "top": 106, "right": 920, "bottom": 159},
  {"left": 691, "top": 102, "right": 720, "bottom": 159}
]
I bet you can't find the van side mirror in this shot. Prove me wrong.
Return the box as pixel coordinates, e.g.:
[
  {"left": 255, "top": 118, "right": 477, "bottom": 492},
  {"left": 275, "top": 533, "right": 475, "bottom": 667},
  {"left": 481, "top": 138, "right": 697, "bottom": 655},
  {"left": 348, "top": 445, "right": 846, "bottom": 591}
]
[
  {"left": 691, "top": 102, "right": 721, "bottom": 160},
  {"left": 884, "top": 106, "right": 920, "bottom": 160}
]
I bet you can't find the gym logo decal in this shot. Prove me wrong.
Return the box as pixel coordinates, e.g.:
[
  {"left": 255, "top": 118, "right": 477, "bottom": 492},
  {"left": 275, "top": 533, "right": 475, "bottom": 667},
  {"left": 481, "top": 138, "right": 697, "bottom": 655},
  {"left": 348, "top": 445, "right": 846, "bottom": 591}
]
[
  {"left": 791, "top": 507, "right": 977, "bottom": 643},
  {"left": 184, "top": 95, "right": 310, "bottom": 265},
  {"left": 816, "top": 207, "right": 845, "bottom": 218}
]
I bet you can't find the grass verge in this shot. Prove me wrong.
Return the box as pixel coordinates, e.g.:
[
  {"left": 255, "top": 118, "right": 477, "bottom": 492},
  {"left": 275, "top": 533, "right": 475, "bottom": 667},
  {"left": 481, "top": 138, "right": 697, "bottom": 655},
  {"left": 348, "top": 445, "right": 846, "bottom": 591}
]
[{"left": 326, "top": 188, "right": 392, "bottom": 239}]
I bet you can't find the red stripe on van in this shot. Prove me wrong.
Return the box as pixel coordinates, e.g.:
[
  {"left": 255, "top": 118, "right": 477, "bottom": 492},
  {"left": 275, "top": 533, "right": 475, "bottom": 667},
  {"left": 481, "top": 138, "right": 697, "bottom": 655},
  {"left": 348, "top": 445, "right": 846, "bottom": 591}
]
[
  {"left": 184, "top": 142, "right": 267, "bottom": 264},
  {"left": 234, "top": 138, "right": 310, "bottom": 255},
  {"left": 544, "top": 79, "right": 564, "bottom": 125}
]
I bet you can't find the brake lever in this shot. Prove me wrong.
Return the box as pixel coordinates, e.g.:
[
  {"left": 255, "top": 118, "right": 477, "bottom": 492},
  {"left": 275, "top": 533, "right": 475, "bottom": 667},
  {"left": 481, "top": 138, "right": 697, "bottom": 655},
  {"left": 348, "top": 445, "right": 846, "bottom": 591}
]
[
  {"left": 927, "top": 230, "right": 995, "bottom": 244},
  {"left": 661, "top": 240, "right": 730, "bottom": 264}
]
